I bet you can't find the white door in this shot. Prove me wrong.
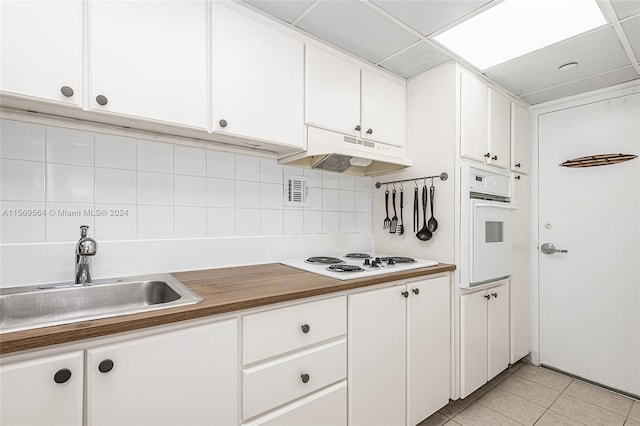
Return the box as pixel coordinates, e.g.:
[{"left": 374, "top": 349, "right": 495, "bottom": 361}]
[{"left": 538, "top": 92, "right": 640, "bottom": 395}]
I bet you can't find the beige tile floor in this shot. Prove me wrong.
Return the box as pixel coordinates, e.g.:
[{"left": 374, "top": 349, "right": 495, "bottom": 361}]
[{"left": 420, "top": 363, "right": 640, "bottom": 426}]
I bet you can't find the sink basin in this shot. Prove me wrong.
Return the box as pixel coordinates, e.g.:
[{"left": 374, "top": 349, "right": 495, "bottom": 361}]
[{"left": 0, "top": 273, "right": 203, "bottom": 334}]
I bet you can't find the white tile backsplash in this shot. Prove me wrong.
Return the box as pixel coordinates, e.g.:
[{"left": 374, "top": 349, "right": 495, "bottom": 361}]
[
  {"left": 340, "top": 212, "right": 355, "bottom": 234},
  {"left": 236, "top": 208, "right": 260, "bottom": 236},
  {"left": 0, "top": 120, "right": 45, "bottom": 162},
  {"left": 95, "top": 133, "right": 137, "bottom": 170},
  {"left": 174, "top": 175, "right": 206, "bottom": 207},
  {"left": 207, "top": 178, "right": 235, "bottom": 208},
  {"left": 283, "top": 210, "right": 303, "bottom": 235},
  {"left": 46, "top": 163, "right": 94, "bottom": 203},
  {"left": 0, "top": 201, "right": 45, "bottom": 243},
  {"left": 138, "top": 205, "right": 173, "bottom": 239},
  {"left": 137, "top": 172, "right": 173, "bottom": 205},
  {"left": 355, "top": 191, "right": 371, "bottom": 212},
  {"left": 45, "top": 203, "right": 94, "bottom": 242},
  {"left": 340, "top": 190, "right": 355, "bottom": 212},
  {"left": 303, "top": 168, "right": 323, "bottom": 188},
  {"left": 137, "top": 140, "right": 173, "bottom": 173},
  {"left": 304, "top": 210, "right": 323, "bottom": 234},
  {"left": 95, "top": 168, "right": 136, "bottom": 205},
  {"left": 1, "top": 159, "right": 45, "bottom": 201},
  {"left": 175, "top": 206, "right": 206, "bottom": 238},
  {"left": 355, "top": 176, "right": 372, "bottom": 192},
  {"left": 260, "top": 183, "right": 283, "bottom": 209},
  {"left": 323, "top": 189, "right": 340, "bottom": 211},
  {"left": 207, "top": 207, "right": 235, "bottom": 237},
  {"left": 307, "top": 187, "right": 323, "bottom": 211},
  {"left": 95, "top": 204, "right": 137, "bottom": 241},
  {"left": 260, "top": 158, "right": 283, "bottom": 184},
  {"left": 323, "top": 211, "right": 340, "bottom": 234},
  {"left": 174, "top": 146, "right": 206, "bottom": 177},
  {"left": 261, "top": 209, "right": 284, "bottom": 235},
  {"left": 207, "top": 150, "right": 235, "bottom": 179},
  {"left": 322, "top": 171, "right": 340, "bottom": 189},
  {"left": 355, "top": 212, "right": 372, "bottom": 233},
  {"left": 339, "top": 174, "right": 355, "bottom": 190},
  {"left": 235, "top": 180, "right": 260, "bottom": 209},
  {"left": 235, "top": 154, "right": 261, "bottom": 182},
  {"left": 46, "top": 126, "right": 94, "bottom": 166}
]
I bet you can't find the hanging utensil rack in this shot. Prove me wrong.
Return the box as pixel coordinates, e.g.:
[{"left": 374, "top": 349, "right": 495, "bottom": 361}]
[{"left": 374, "top": 172, "right": 448, "bottom": 189}]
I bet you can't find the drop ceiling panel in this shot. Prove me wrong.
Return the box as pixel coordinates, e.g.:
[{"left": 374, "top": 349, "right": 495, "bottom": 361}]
[
  {"left": 371, "top": 0, "right": 491, "bottom": 36},
  {"left": 621, "top": 15, "right": 640, "bottom": 59},
  {"left": 486, "top": 27, "right": 631, "bottom": 96},
  {"left": 243, "top": 0, "right": 314, "bottom": 24},
  {"left": 296, "top": 1, "right": 419, "bottom": 63},
  {"left": 609, "top": 0, "right": 640, "bottom": 19},
  {"left": 521, "top": 66, "right": 640, "bottom": 104},
  {"left": 379, "top": 42, "right": 451, "bottom": 78}
]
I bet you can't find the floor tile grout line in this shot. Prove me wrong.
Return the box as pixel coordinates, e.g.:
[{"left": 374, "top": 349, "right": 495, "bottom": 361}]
[{"left": 560, "top": 386, "right": 634, "bottom": 421}]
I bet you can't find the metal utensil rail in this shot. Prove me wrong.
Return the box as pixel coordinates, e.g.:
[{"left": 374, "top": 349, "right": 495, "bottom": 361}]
[{"left": 374, "top": 172, "right": 448, "bottom": 189}]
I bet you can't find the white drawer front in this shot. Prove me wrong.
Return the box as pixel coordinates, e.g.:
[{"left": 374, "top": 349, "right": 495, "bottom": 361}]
[
  {"left": 244, "top": 381, "right": 346, "bottom": 426},
  {"left": 243, "top": 296, "right": 346, "bottom": 365},
  {"left": 242, "top": 339, "right": 346, "bottom": 420}
]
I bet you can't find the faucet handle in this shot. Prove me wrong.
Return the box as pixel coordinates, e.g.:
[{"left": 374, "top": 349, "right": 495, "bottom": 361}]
[{"left": 80, "top": 225, "right": 89, "bottom": 237}]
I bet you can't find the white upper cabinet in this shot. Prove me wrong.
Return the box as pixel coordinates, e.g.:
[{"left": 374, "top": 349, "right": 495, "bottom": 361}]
[
  {"left": 488, "top": 89, "right": 511, "bottom": 170},
  {"left": 361, "top": 70, "right": 406, "bottom": 147},
  {"left": 511, "top": 103, "right": 531, "bottom": 174},
  {"left": 89, "top": 0, "right": 208, "bottom": 129},
  {"left": 0, "top": 0, "right": 82, "bottom": 106},
  {"left": 212, "top": 3, "right": 304, "bottom": 149},
  {"left": 305, "top": 45, "right": 361, "bottom": 136}
]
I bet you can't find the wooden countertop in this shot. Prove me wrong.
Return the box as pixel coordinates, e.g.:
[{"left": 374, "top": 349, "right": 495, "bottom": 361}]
[{"left": 0, "top": 262, "right": 455, "bottom": 355}]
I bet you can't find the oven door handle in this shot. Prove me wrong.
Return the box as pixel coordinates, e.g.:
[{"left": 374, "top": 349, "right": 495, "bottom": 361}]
[{"left": 474, "top": 203, "right": 518, "bottom": 210}]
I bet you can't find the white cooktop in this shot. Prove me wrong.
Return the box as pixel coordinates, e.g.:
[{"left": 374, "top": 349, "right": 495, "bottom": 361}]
[{"left": 281, "top": 254, "right": 439, "bottom": 280}]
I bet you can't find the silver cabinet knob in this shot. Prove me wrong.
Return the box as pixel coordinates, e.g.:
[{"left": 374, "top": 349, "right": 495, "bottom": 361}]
[
  {"left": 541, "top": 243, "right": 568, "bottom": 255},
  {"left": 355, "top": 125, "right": 361, "bottom": 131},
  {"left": 219, "top": 119, "right": 228, "bottom": 128},
  {"left": 96, "top": 95, "right": 108, "bottom": 106},
  {"left": 60, "top": 86, "right": 74, "bottom": 97},
  {"left": 366, "top": 128, "right": 373, "bottom": 135}
]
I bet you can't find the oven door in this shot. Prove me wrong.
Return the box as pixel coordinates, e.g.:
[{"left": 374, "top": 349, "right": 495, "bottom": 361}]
[{"left": 470, "top": 199, "right": 515, "bottom": 286}]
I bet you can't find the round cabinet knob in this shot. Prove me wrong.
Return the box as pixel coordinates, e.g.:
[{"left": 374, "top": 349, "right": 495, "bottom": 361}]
[
  {"left": 355, "top": 125, "right": 361, "bottom": 131},
  {"left": 484, "top": 152, "right": 491, "bottom": 158},
  {"left": 98, "top": 359, "right": 114, "bottom": 374},
  {"left": 219, "top": 119, "right": 228, "bottom": 128},
  {"left": 484, "top": 294, "right": 491, "bottom": 300},
  {"left": 366, "top": 128, "right": 373, "bottom": 135},
  {"left": 402, "top": 291, "right": 409, "bottom": 298},
  {"left": 301, "top": 324, "right": 310, "bottom": 334},
  {"left": 53, "top": 368, "right": 72, "bottom": 384},
  {"left": 492, "top": 292, "right": 498, "bottom": 298},
  {"left": 515, "top": 175, "right": 521, "bottom": 180},
  {"left": 95, "top": 95, "right": 108, "bottom": 106},
  {"left": 515, "top": 163, "right": 521, "bottom": 168},
  {"left": 412, "top": 288, "right": 420, "bottom": 295},
  {"left": 301, "top": 373, "right": 310, "bottom": 384},
  {"left": 60, "top": 86, "right": 74, "bottom": 97},
  {"left": 491, "top": 155, "right": 498, "bottom": 161}
]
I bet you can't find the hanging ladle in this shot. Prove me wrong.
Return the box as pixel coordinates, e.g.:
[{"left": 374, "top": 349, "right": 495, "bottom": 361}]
[
  {"left": 427, "top": 178, "right": 438, "bottom": 232},
  {"left": 416, "top": 179, "right": 432, "bottom": 241}
]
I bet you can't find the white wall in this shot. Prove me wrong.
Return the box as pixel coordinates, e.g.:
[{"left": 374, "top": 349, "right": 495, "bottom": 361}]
[{"left": 0, "top": 119, "right": 373, "bottom": 287}]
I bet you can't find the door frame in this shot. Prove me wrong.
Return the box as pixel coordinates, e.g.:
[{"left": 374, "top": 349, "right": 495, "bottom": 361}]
[{"left": 528, "top": 81, "right": 640, "bottom": 366}]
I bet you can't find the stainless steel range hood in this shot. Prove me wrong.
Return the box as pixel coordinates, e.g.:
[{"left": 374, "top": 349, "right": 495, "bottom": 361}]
[{"left": 278, "top": 127, "right": 412, "bottom": 176}]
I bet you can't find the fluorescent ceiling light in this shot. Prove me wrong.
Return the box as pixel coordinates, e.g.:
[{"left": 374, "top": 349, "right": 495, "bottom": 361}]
[{"left": 433, "top": 0, "right": 607, "bottom": 70}]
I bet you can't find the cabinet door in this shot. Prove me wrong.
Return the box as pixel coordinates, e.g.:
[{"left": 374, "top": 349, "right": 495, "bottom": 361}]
[
  {"left": 488, "top": 283, "right": 510, "bottom": 380},
  {"left": 407, "top": 276, "right": 450, "bottom": 426},
  {"left": 460, "top": 71, "right": 489, "bottom": 163},
  {"left": 86, "top": 319, "right": 238, "bottom": 426},
  {"left": 212, "top": 3, "right": 304, "bottom": 148},
  {"left": 511, "top": 103, "right": 531, "bottom": 174},
  {"left": 361, "top": 70, "right": 406, "bottom": 147},
  {"left": 511, "top": 174, "right": 530, "bottom": 363},
  {"left": 0, "top": 0, "right": 82, "bottom": 106},
  {"left": 348, "top": 285, "right": 406, "bottom": 426},
  {"left": 488, "top": 89, "right": 511, "bottom": 170},
  {"left": 90, "top": 0, "right": 208, "bottom": 129},
  {"left": 0, "top": 351, "right": 83, "bottom": 426},
  {"left": 305, "top": 45, "right": 361, "bottom": 136},
  {"left": 460, "top": 290, "right": 488, "bottom": 398}
]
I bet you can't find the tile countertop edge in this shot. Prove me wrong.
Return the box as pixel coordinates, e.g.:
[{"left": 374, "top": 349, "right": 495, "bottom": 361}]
[{"left": 0, "top": 262, "right": 456, "bottom": 355}]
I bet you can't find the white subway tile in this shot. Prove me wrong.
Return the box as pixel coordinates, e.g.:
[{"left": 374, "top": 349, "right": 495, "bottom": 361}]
[
  {"left": 339, "top": 190, "right": 355, "bottom": 212},
  {"left": 175, "top": 207, "right": 206, "bottom": 238},
  {"left": 207, "top": 208, "right": 235, "bottom": 237},
  {"left": 46, "top": 163, "right": 94, "bottom": 203},
  {"left": 261, "top": 209, "right": 283, "bottom": 236},
  {"left": 307, "top": 187, "right": 322, "bottom": 211},
  {"left": 260, "top": 158, "right": 283, "bottom": 184},
  {"left": 260, "top": 183, "right": 283, "bottom": 209},
  {"left": 303, "top": 168, "right": 323, "bottom": 188},
  {"left": 355, "top": 192, "right": 371, "bottom": 213},
  {"left": 46, "top": 126, "right": 94, "bottom": 166},
  {"left": 207, "top": 178, "right": 234, "bottom": 208},
  {"left": 95, "top": 133, "right": 136, "bottom": 170},
  {"left": 322, "top": 189, "right": 340, "bottom": 211},
  {"left": 0, "top": 201, "right": 45, "bottom": 243},
  {"left": 1, "top": 159, "right": 45, "bottom": 201},
  {"left": 174, "top": 146, "right": 206, "bottom": 177},
  {"left": 45, "top": 203, "right": 94, "bottom": 242},
  {"left": 235, "top": 208, "right": 260, "bottom": 236},
  {"left": 322, "top": 171, "right": 340, "bottom": 189},
  {"left": 137, "top": 172, "right": 173, "bottom": 205},
  {"left": 340, "top": 212, "right": 355, "bottom": 234},
  {"left": 282, "top": 165, "right": 303, "bottom": 176},
  {"left": 303, "top": 210, "right": 322, "bottom": 234},
  {"left": 137, "top": 139, "right": 173, "bottom": 173},
  {"left": 355, "top": 212, "right": 372, "bottom": 233},
  {"left": 339, "top": 174, "right": 355, "bottom": 190},
  {"left": 0, "top": 120, "right": 45, "bottom": 161},
  {"left": 355, "top": 176, "right": 372, "bottom": 192},
  {"left": 207, "top": 150, "right": 235, "bottom": 179},
  {"left": 174, "top": 175, "right": 206, "bottom": 207},
  {"left": 283, "top": 210, "right": 303, "bottom": 235},
  {"left": 235, "top": 154, "right": 261, "bottom": 182},
  {"left": 137, "top": 205, "right": 173, "bottom": 239},
  {"left": 235, "top": 181, "right": 260, "bottom": 209},
  {"left": 95, "top": 168, "right": 136, "bottom": 205},
  {"left": 322, "top": 211, "right": 339, "bottom": 234},
  {"left": 94, "top": 204, "right": 137, "bottom": 241}
]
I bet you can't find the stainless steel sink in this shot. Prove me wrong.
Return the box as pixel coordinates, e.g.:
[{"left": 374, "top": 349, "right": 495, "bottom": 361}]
[{"left": 0, "top": 273, "right": 203, "bottom": 334}]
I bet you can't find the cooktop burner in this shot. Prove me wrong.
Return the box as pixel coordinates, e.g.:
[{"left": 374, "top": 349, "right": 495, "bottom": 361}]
[
  {"left": 306, "top": 256, "right": 344, "bottom": 265},
  {"left": 345, "top": 253, "right": 372, "bottom": 259},
  {"left": 380, "top": 256, "right": 416, "bottom": 263},
  {"left": 327, "top": 264, "right": 365, "bottom": 273}
]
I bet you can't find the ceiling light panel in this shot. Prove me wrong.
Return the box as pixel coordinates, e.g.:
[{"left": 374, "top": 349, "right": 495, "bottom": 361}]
[
  {"left": 243, "top": 0, "right": 315, "bottom": 24},
  {"left": 433, "top": 0, "right": 608, "bottom": 70},
  {"left": 379, "top": 41, "right": 451, "bottom": 78}
]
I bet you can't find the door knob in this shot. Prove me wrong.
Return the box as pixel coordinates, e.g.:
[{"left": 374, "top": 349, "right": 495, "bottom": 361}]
[{"left": 541, "top": 243, "right": 568, "bottom": 255}]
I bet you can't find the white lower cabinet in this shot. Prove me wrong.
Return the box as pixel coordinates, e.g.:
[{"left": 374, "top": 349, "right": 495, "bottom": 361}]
[
  {"left": 86, "top": 319, "right": 238, "bottom": 426},
  {"left": 0, "top": 350, "right": 84, "bottom": 426},
  {"left": 460, "top": 282, "right": 509, "bottom": 398},
  {"left": 349, "top": 275, "right": 451, "bottom": 426}
]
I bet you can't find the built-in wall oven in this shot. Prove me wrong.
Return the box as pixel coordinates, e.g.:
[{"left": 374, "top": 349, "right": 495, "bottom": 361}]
[{"left": 460, "top": 163, "right": 515, "bottom": 288}]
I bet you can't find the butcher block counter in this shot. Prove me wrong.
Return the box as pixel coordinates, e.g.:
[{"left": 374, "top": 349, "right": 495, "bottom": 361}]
[{"left": 0, "top": 262, "right": 455, "bottom": 355}]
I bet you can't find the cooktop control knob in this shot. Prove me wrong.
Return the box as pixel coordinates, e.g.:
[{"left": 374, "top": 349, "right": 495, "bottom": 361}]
[
  {"left": 375, "top": 257, "right": 381, "bottom": 263},
  {"left": 363, "top": 259, "right": 370, "bottom": 266},
  {"left": 371, "top": 260, "right": 379, "bottom": 268},
  {"left": 387, "top": 258, "right": 395, "bottom": 265}
]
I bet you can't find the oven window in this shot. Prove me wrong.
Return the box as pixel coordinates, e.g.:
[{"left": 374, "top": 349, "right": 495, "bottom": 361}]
[{"left": 485, "top": 221, "right": 503, "bottom": 243}]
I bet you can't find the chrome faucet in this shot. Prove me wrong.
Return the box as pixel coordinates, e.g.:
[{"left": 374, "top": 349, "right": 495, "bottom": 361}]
[{"left": 75, "top": 225, "right": 97, "bottom": 285}]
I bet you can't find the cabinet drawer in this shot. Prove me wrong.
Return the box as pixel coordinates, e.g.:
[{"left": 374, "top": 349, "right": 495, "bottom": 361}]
[
  {"left": 242, "top": 339, "right": 346, "bottom": 420},
  {"left": 243, "top": 296, "right": 346, "bottom": 365},
  {"left": 244, "top": 381, "right": 346, "bottom": 426}
]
